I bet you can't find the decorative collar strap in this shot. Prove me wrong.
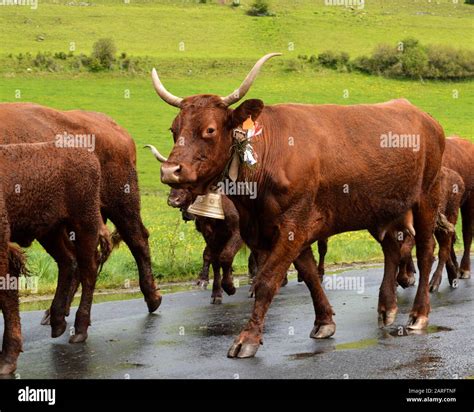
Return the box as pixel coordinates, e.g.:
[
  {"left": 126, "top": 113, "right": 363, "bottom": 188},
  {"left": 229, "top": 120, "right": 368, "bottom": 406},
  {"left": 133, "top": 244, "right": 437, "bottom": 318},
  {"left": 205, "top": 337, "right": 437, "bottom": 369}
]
[{"left": 228, "top": 117, "right": 262, "bottom": 181}]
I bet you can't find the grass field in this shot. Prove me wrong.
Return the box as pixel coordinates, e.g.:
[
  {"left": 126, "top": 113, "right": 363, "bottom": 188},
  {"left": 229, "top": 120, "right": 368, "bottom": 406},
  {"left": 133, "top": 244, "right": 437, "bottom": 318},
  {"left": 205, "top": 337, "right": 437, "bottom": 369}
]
[{"left": 0, "top": 0, "right": 472, "bottom": 295}]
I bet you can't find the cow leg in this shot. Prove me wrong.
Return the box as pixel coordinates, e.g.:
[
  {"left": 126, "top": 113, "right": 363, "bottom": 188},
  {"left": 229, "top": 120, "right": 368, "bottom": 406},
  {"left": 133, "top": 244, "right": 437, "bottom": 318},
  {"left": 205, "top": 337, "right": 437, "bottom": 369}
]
[
  {"left": 219, "top": 234, "right": 242, "bottom": 296},
  {"left": 228, "top": 233, "right": 307, "bottom": 358},
  {"left": 210, "top": 260, "right": 223, "bottom": 304},
  {"left": 69, "top": 229, "right": 99, "bottom": 344},
  {"left": 446, "top": 239, "right": 459, "bottom": 285},
  {"left": 220, "top": 261, "right": 236, "bottom": 297},
  {"left": 248, "top": 251, "right": 258, "bottom": 281},
  {"left": 397, "top": 235, "right": 416, "bottom": 288},
  {"left": 196, "top": 245, "right": 211, "bottom": 289},
  {"left": 317, "top": 238, "right": 328, "bottom": 280},
  {"left": 248, "top": 250, "right": 262, "bottom": 298},
  {"left": 459, "top": 199, "right": 473, "bottom": 279},
  {"left": 108, "top": 208, "right": 162, "bottom": 313},
  {"left": 0, "top": 288, "right": 21, "bottom": 375},
  {"left": 39, "top": 230, "right": 76, "bottom": 337},
  {"left": 408, "top": 195, "right": 439, "bottom": 330},
  {"left": 429, "top": 230, "right": 453, "bottom": 292},
  {"left": 293, "top": 247, "right": 335, "bottom": 338},
  {"left": 449, "top": 236, "right": 460, "bottom": 276},
  {"left": 377, "top": 234, "right": 401, "bottom": 327}
]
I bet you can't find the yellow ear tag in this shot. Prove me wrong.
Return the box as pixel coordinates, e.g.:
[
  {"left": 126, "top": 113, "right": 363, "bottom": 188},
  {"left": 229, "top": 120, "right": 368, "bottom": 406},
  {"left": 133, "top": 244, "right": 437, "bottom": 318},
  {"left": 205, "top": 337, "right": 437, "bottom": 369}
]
[{"left": 242, "top": 116, "right": 254, "bottom": 131}]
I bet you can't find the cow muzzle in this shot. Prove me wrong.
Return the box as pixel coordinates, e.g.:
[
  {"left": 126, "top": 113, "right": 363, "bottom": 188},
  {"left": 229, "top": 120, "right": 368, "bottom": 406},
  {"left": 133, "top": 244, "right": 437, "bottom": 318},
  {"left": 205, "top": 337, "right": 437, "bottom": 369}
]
[{"left": 161, "top": 164, "right": 181, "bottom": 184}]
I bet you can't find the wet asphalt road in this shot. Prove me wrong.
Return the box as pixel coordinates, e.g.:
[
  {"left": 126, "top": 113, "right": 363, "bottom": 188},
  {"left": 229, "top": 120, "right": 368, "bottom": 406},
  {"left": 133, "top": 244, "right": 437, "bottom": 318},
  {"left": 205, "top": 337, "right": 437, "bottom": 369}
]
[{"left": 8, "top": 259, "right": 474, "bottom": 379}]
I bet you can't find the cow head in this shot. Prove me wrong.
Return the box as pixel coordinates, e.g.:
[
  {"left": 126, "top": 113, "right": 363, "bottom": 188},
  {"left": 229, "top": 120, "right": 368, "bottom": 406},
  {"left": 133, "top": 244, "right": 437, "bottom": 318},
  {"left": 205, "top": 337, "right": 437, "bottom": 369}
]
[
  {"left": 167, "top": 188, "right": 195, "bottom": 222},
  {"left": 146, "top": 53, "right": 281, "bottom": 199}
]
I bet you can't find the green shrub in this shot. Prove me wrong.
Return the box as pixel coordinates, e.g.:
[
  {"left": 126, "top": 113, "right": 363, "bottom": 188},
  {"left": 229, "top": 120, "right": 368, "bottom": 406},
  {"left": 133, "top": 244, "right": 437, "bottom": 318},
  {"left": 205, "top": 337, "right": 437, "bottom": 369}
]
[
  {"left": 91, "top": 38, "right": 117, "bottom": 70},
  {"left": 247, "top": 0, "right": 273, "bottom": 17},
  {"left": 353, "top": 38, "right": 474, "bottom": 80},
  {"left": 317, "top": 50, "right": 351, "bottom": 71}
]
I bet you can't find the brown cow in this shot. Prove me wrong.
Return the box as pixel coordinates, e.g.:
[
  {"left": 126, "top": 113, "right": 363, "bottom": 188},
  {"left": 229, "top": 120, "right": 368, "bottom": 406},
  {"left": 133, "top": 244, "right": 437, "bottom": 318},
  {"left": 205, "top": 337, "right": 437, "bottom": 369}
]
[
  {"left": 318, "top": 138, "right": 472, "bottom": 289},
  {"left": 325, "top": 137, "right": 473, "bottom": 285},
  {"left": 149, "top": 54, "right": 445, "bottom": 358},
  {"left": 0, "top": 142, "right": 110, "bottom": 374},
  {"left": 428, "top": 167, "right": 465, "bottom": 291},
  {"left": 442, "top": 137, "right": 474, "bottom": 279},
  {"left": 0, "top": 103, "right": 162, "bottom": 322},
  {"left": 0, "top": 244, "right": 29, "bottom": 375}
]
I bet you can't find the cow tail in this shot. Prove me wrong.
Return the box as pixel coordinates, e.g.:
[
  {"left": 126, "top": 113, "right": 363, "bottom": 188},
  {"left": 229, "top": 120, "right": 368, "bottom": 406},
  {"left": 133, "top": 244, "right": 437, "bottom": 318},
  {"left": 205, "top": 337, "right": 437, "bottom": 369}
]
[
  {"left": 8, "top": 243, "right": 28, "bottom": 278},
  {"left": 97, "top": 224, "right": 113, "bottom": 274},
  {"left": 111, "top": 229, "right": 122, "bottom": 250},
  {"left": 436, "top": 212, "right": 455, "bottom": 234}
]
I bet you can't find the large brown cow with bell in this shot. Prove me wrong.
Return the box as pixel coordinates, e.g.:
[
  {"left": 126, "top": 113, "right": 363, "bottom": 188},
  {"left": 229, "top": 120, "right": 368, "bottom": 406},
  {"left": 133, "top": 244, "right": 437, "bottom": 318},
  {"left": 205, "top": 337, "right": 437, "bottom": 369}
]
[{"left": 149, "top": 53, "right": 445, "bottom": 358}]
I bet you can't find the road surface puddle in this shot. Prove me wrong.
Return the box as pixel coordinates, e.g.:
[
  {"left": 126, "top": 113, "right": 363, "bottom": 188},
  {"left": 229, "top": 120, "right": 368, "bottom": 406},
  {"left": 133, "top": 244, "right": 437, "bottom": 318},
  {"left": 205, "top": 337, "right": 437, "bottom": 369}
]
[{"left": 335, "top": 338, "right": 378, "bottom": 350}]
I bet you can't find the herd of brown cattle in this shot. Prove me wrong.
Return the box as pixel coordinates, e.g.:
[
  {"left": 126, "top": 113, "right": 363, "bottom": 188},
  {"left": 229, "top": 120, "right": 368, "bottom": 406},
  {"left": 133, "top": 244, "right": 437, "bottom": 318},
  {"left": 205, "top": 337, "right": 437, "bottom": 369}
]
[{"left": 0, "top": 54, "right": 472, "bottom": 373}]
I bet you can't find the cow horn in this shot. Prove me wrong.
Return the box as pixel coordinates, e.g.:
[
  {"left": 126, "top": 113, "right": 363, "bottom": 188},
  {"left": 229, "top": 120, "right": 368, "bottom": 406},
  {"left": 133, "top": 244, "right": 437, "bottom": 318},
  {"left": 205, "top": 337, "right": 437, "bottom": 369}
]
[
  {"left": 221, "top": 53, "right": 282, "bottom": 106},
  {"left": 151, "top": 68, "right": 183, "bottom": 108},
  {"left": 144, "top": 144, "right": 168, "bottom": 162}
]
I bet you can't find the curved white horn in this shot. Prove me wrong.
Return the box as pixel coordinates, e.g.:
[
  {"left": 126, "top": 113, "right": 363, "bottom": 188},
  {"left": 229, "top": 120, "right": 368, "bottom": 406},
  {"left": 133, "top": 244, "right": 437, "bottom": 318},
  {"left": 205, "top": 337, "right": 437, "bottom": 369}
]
[
  {"left": 151, "top": 68, "right": 183, "bottom": 108},
  {"left": 144, "top": 144, "right": 168, "bottom": 163},
  {"left": 221, "top": 53, "right": 282, "bottom": 106}
]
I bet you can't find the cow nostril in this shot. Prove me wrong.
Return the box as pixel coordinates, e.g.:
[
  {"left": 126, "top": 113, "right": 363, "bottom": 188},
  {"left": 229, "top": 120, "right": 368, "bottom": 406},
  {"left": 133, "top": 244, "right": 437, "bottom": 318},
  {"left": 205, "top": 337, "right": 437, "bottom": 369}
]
[{"left": 161, "top": 164, "right": 182, "bottom": 184}]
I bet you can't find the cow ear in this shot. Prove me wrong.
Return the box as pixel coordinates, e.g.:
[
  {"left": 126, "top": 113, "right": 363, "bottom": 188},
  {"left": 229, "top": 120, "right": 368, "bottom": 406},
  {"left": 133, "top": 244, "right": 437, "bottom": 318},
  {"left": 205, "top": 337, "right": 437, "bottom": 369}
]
[{"left": 230, "top": 99, "right": 264, "bottom": 128}]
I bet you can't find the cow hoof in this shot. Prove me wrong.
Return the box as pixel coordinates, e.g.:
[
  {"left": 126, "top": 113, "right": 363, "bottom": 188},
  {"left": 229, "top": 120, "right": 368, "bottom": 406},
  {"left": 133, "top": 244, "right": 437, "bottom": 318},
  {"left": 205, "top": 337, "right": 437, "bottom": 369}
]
[
  {"left": 210, "top": 296, "right": 222, "bottom": 305},
  {"left": 227, "top": 342, "right": 260, "bottom": 359},
  {"left": 146, "top": 293, "right": 162, "bottom": 313},
  {"left": 51, "top": 321, "right": 67, "bottom": 338},
  {"left": 429, "top": 282, "right": 440, "bottom": 293},
  {"left": 40, "top": 309, "right": 51, "bottom": 326},
  {"left": 0, "top": 360, "right": 16, "bottom": 375},
  {"left": 460, "top": 270, "right": 471, "bottom": 279},
  {"left": 377, "top": 309, "right": 398, "bottom": 328},
  {"left": 398, "top": 276, "right": 416, "bottom": 289},
  {"left": 280, "top": 277, "right": 288, "bottom": 288},
  {"left": 222, "top": 283, "right": 236, "bottom": 296},
  {"left": 196, "top": 279, "right": 209, "bottom": 289},
  {"left": 69, "top": 332, "right": 88, "bottom": 344},
  {"left": 407, "top": 315, "right": 429, "bottom": 330},
  {"left": 310, "top": 323, "right": 336, "bottom": 339}
]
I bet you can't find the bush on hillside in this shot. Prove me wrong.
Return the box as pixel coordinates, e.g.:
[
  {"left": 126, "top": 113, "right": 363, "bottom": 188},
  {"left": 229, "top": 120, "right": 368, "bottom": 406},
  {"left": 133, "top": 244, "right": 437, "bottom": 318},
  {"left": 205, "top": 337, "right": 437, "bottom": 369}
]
[
  {"left": 353, "top": 38, "right": 474, "bottom": 80},
  {"left": 91, "top": 38, "right": 117, "bottom": 70},
  {"left": 247, "top": 0, "right": 274, "bottom": 16}
]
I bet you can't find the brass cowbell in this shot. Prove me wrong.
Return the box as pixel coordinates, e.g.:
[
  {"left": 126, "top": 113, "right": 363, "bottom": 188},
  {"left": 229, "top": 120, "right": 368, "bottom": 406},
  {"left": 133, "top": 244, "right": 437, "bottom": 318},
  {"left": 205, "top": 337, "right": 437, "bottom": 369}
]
[{"left": 187, "top": 190, "right": 225, "bottom": 220}]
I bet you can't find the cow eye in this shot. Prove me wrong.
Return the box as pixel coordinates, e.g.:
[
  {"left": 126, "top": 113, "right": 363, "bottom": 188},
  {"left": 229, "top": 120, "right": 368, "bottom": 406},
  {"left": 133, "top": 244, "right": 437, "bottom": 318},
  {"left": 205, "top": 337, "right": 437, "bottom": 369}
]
[{"left": 206, "top": 128, "right": 215, "bottom": 134}]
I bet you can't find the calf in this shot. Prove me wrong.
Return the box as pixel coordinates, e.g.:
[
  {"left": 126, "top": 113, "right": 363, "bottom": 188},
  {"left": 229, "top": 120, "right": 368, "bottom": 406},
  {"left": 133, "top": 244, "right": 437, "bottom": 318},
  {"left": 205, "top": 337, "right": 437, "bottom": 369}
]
[
  {"left": 168, "top": 188, "right": 240, "bottom": 304},
  {"left": 163, "top": 185, "right": 297, "bottom": 303},
  {"left": 0, "top": 142, "right": 109, "bottom": 375}
]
